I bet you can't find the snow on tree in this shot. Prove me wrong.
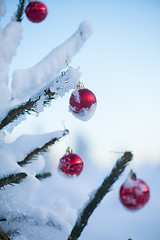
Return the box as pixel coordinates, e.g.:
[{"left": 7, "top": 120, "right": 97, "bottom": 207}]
[{"left": 0, "top": 1, "right": 143, "bottom": 239}]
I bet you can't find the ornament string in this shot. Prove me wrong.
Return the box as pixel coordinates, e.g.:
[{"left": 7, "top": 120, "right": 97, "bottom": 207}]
[{"left": 61, "top": 121, "right": 72, "bottom": 150}]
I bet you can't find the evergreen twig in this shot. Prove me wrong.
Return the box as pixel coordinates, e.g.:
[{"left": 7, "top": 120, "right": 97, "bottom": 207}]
[
  {"left": 0, "top": 172, "right": 27, "bottom": 189},
  {"left": 67, "top": 151, "right": 133, "bottom": 240},
  {"left": 36, "top": 172, "right": 52, "bottom": 180},
  {"left": 0, "top": 89, "right": 56, "bottom": 131},
  {"left": 0, "top": 227, "right": 10, "bottom": 240},
  {"left": 0, "top": 70, "right": 71, "bottom": 131},
  {"left": 18, "top": 129, "right": 69, "bottom": 166},
  {"left": 16, "top": 0, "right": 26, "bottom": 22}
]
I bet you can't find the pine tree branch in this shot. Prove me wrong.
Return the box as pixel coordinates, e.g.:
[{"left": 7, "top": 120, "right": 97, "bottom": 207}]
[
  {"left": 18, "top": 129, "right": 69, "bottom": 167},
  {"left": 0, "top": 69, "right": 74, "bottom": 131},
  {"left": 67, "top": 151, "right": 133, "bottom": 240},
  {"left": 0, "top": 172, "right": 27, "bottom": 189},
  {"left": 0, "top": 227, "right": 10, "bottom": 240},
  {"left": 0, "top": 89, "right": 56, "bottom": 131},
  {"left": 16, "top": 0, "right": 26, "bottom": 22},
  {"left": 36, "top": 172, "right": 52, "bottom": 180}
]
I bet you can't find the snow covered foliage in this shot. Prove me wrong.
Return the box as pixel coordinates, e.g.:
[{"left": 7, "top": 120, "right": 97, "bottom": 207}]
[
  {"left": 0, "top": 1, "right": 92, "bottom": 239},
  {"left": 11, "top": 21, "right": 93, "bottom": 101},
  {"left": 0, "top": 131, "right": 72, "bottom": 240}
]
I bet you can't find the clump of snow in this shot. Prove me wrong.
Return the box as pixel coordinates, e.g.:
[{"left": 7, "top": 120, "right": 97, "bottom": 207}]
[
  {"left": 0, "top": 82, "right": 11, "bottom": 104},
  {"left": 2, "top": 21, "right": 22, "bottom": 64},
  {"left": 35, "top": 95, "right": 46, "bottom": 115},
  {"left": 1, "top": 207, "right": 72, "bottom": 240},
  {"left": 0, "top": 98, "right": 21, "bottom": 123},
  {"left": 25, "top": 67, "right": 81, "bottom": 119},
  {"left": 79, "top": 21, "right": 93, "bottom": 41},
  {"left": 71, "top": 89, "right": 81, "bottom": 103},
  {"left": 49, "top": 68, "right": 81, "bottom": 98},
  {"left": 0, "top": 21, "right": 22, "bottom": 104},
  {"left": 0, "top": 145, "right": 22, "bottom": 177},
  {"left": 0, "top": 174, "right": 40, "bottom": 217},
  {"left": 6, "top": 114, "right": 27, "bottom": 134},
  {"left": 69, "top": 102, "right": 97, "bottom": 121},
  {"left": 123, "top": 176, "right": 148, "bottom": 194}
]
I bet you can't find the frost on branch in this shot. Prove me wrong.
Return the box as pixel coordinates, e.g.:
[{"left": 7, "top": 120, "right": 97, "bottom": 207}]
[
  {"left": 0, "top": 130, "right": 68, "bottom": 174},
  {"left": 11, "top": 21, "right": 93, "bottom": 101}
]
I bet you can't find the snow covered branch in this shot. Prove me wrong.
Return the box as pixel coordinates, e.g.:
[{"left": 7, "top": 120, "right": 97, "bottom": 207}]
[
  {"left": 18, "top": 129, "right": 69, "bottom": 167},
  {"left": 0, "top": 172, "right": 27, "bottom": 189},
  {"left": 67, "top": 152, "right": 133, "bottom": 240},
  {"left": 0, "top": 68, "right": 80, "bottom": 131},
  {"left": 11, "top": 21, "right": 93, "bottom": 100}
]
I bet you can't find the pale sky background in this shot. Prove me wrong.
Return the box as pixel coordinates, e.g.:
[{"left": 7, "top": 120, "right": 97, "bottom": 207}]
[{"left": 1, "top": 0, "right": 160, "bottom": 169}]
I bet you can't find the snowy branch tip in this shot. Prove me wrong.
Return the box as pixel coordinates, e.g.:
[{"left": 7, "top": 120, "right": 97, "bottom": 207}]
[{"left": 79, "top": 21, "right": 93, "bottom": 41}]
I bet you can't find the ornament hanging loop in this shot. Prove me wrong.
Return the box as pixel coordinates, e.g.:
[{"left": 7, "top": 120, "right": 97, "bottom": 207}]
[
  {"left": 65, "top": 59, "right": 73, "bottom": 69},
  {"left": 66, "top": 147, "right": 73, "bottom": 154}
]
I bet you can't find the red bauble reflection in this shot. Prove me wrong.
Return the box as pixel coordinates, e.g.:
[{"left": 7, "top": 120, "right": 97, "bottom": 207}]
[
  {"left": 25, "top": 1, "right": 47, "bottom": 23},
  {"left": 69, "top": 88, "right": 97, "bottom": 121},
  {"left": 119, "top": 173, "right": 150, "bottom": 210},
  {"left": 58, "top": 152, "right": 83, "bottom": 177}
]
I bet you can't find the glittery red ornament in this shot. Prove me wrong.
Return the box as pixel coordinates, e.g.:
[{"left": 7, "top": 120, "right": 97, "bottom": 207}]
[
  {"left": 69, "top": 87, "right": 97, "bottom": 121},
  {"left": 25, "top": 1, "right": 48, "bottom": 23},
  {"left": 119, "top": 171, "right": 150, "bottom": 210},
  {"left": 58, "top": 148, "right": 83, "bottom": 177}
]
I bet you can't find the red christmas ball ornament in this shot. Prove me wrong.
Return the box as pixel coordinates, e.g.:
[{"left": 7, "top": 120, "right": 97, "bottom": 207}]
[
  {"left": 69, "top": 83, "right": 97, "bottom": 121},
  {"left": 119, "top": 171, "right": 150, "bottom": 210},
  {"left": 25, "top": 1, "right": 48, "bottom": 23},
  {"left": 58, "top": 148, "right": 84, "bottom": 177}
]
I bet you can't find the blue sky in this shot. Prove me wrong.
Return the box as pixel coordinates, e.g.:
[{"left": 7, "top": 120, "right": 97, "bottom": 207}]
[{"left": 2, "top": 0, "right": 160, "bottom": 168}]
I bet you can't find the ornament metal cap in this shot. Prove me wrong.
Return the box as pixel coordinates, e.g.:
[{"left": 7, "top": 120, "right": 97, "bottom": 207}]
[{"left": 77, "top": 80, "right": 85, "bottom": 88}]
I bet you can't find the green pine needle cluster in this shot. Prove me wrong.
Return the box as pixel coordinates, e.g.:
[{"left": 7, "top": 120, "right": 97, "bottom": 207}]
[{"left": 0, "top": 172, "right": 27, "bottom": 189}]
